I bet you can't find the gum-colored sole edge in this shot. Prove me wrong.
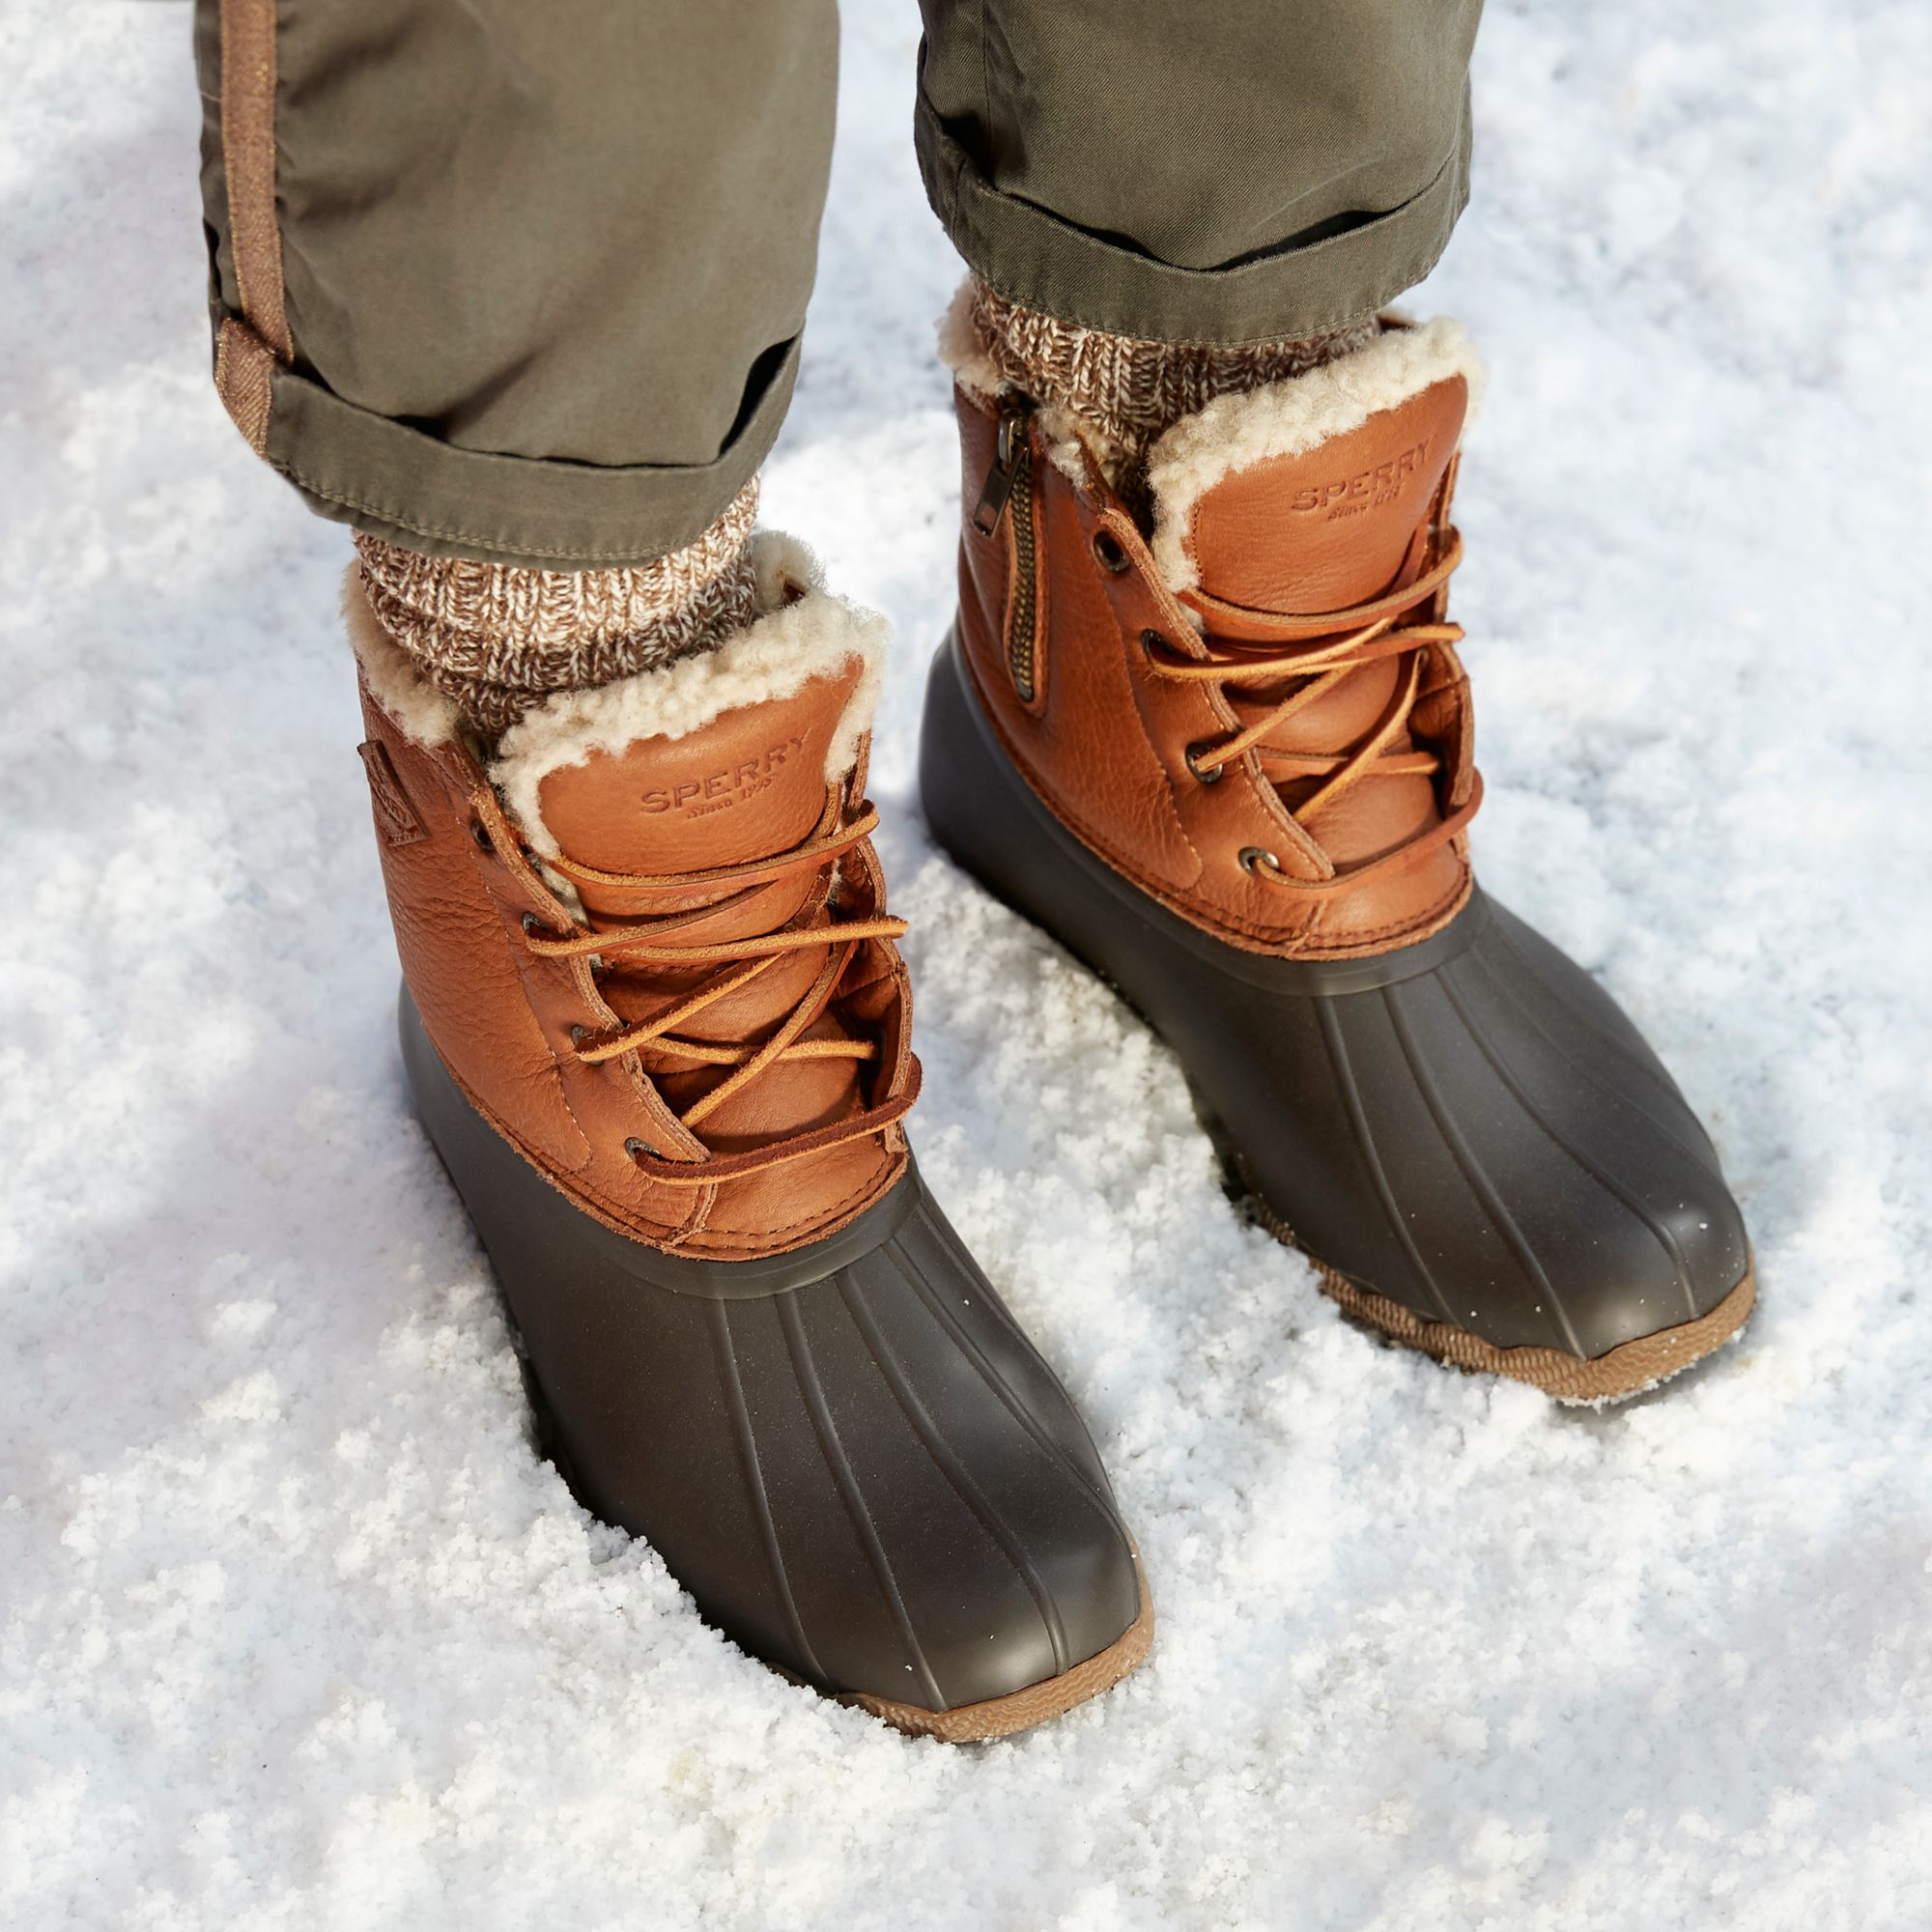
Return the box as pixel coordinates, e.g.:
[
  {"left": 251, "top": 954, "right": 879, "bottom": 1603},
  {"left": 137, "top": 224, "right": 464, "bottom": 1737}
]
[
  {"left": 845, "top": 1545, "right": 1154, "bottom": 1743},
  {"left": 1236, "top": 1157, "right": 1757, "bottom": 1403},
  {"left": 1315, "top": 1258, "right": 1757, "bottom": 1403}
]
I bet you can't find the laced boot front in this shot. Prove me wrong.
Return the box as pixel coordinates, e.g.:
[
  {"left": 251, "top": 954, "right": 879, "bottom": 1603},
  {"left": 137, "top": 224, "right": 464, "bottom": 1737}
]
[
  {"left": 924, "top": 308, "right": 1753, "bottom": 1401},
  {"left": 496, "top": 681, "right": 918, "bottom": 1250},
  {"left": 1137, "top": 523, "right": 1480, "bottom": 922},
  {"left": 350, "top": 535, "right": 1150, "bottom": 1735},
  {"left": 529, "top": 795, "right": 917, "bottom": 1181}
]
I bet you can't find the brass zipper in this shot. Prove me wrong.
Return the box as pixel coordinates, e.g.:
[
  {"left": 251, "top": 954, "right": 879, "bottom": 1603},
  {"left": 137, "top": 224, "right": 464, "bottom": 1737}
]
[{"left": 972, "top": 403, "right": 1039, "bottom": 702}]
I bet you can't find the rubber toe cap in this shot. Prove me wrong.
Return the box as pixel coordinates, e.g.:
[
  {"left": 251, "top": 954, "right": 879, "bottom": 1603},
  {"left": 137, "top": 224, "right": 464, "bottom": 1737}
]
[
  {"left": 603, "top": 1175, "right": 1146, "bottom": 1715},
  {"left": 736, "top": 1180, "right": 1145, "bottom": 1711},
  {"left": 1295, "top": 896, "right": 1750, "bottom": 1360}
]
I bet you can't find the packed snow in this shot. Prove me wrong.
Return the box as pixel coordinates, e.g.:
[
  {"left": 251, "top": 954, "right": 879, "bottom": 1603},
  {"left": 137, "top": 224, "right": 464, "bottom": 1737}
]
[{"left": 3, "top": 2, "right": 1929, "bottom": 1926}]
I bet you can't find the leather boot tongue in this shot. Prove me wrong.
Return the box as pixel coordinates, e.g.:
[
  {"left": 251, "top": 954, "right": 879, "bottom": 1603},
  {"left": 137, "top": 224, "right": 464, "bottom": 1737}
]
[
  {"left": 1164, "top": 373, "right": 1469, "bottom": 620},
  {"left": 485, "top": 581, "right": 889, "bottom": 1173},
  {"left": 1149, "top": 352, "right": 1475, "bottom": 867},
  {"left": 525, "top": 664, "right": 863, "bottom": 916}
]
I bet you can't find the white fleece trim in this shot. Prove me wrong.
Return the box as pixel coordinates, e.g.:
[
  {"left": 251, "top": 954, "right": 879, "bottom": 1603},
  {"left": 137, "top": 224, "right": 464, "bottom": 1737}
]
[
  {"left": 1037, "top": 405, "right": 1115, "bottom": 488},
  {"left": 935, "top": 280, "right": 1003, "bottom": 401},
  {"left": 747, "top": 527, "right": 824, "bottom": 611},
  {"left": 1147, "top": 316, "right": 1486, "bottom": 593},
  {"left": 488, "top": 533, "right": 888, "bottom": 858},
  {"left": 344, "top": 567, "right": 465, "bottom": 749}
]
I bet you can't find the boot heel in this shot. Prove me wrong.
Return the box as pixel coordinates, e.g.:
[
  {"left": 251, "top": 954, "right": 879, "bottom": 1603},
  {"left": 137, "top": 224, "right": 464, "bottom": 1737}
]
[
  {"left": 918, "top": 627, "right": 1009, "bottom": 891},
  {"left": 918, "top": 627, "right": 1088, "bottom": 946}
]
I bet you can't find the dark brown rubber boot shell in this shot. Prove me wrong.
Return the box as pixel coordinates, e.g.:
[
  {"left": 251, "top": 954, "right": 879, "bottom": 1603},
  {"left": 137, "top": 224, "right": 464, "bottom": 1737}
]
[
  {"left": 920, "top": 631, "right": 1751, "bottom": 1395},
  {"left": 400, "top": 988, "right": 1148, "bottom": 1728}
]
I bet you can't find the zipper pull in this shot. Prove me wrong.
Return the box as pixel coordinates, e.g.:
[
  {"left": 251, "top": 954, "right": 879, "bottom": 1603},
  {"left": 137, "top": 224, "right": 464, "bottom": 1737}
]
[{"left": 972, "top": 406, "right": 1029, "bottom": 536}]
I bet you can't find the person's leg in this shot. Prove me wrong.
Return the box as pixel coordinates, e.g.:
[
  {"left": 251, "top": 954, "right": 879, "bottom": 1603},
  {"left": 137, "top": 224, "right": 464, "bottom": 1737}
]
[
  {"left": 193, "top": 0, "right": 1152, "bottom": 1736},
  {"left": 197, "top": 0, "right": 828, "bottom": 568},
  {"left": 917, "top": 0, "right": 1481, "bottom": 478},
  {"left": 195, "top": 0, "right": 831, "bottom": 730},
  {"left": 917, "top": 1, "right": 1755, "bottom": 1400}
]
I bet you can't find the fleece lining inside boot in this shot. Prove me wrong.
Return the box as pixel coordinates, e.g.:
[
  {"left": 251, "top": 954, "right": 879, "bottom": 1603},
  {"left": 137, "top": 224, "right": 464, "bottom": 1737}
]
[
  {"left": 346, "top": 530, "right": 888, "bottom": 862},
  {"left": 1145, "top": 316, "right": 1486, "bottom": 595}
]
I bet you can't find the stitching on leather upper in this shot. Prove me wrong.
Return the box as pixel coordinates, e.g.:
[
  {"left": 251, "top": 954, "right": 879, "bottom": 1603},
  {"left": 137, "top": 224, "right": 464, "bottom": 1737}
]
[
  {"left": 974, "top": 662, "right": 1463, "bottom": 958},
  {"left": 695, "top": 1152, "right": 905, "bottom": 1252}
]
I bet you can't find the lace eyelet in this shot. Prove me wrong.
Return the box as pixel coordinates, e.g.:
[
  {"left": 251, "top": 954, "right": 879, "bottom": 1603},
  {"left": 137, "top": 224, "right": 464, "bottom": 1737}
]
[
  {"left": 520, "top": 911, "right": 545, "bottom": 936},
  {"left": 1140, "top": 628, "right": 1166, "bottom": 662},
  {"left": 1238, "top": 846, "right": 1282, "bottom": 876},
  {"left": 624, "top": 1137, "right": 658, "bottom": 1161},
  {"left": 1092, "top": 527, "right": 1130, "bottom": 574},
  {"left": 569, "top": 1025, "right": 588, "bottom": 1047},
  {"left": 470, "top": 818, "right": 494, "bottom": 852},
  {"left": 1184, "top": 745, "right": 1226, "bottom": 784}
]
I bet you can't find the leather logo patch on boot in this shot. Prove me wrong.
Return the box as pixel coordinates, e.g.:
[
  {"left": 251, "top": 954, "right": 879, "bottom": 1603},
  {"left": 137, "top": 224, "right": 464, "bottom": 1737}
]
[
  {"left": 1291, "top": 436, "right": 1435, "bottom": 520},
  {"left": 357, "top": 740, "right": 427, "bottom": 847},
  {"left": 640, "top": 733, "right": 808, "bottom": 820}
]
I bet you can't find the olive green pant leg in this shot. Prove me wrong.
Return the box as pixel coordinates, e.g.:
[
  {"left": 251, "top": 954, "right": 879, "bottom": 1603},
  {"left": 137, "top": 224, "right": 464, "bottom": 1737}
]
[
  {"left": 195, "top": 0, "right": 837, "bottom": 568},
  {"left": 915, "top": 0, "right": 1484, "bottom": 346}
]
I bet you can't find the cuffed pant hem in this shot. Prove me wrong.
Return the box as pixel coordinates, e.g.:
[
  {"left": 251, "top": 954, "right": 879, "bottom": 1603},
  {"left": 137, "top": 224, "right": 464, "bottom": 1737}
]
[
  {"left": 223, "top": 323, "right": 800, "bottom": 570},
  {"left": 915, "top": 87, "right": 1472, "bottom": 349}
]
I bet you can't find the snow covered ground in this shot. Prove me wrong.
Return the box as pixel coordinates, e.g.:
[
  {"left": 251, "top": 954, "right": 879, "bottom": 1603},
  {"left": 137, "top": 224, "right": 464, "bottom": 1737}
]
[{"left": 4, "top": 2, "right": 1930, "bottom": 1925}]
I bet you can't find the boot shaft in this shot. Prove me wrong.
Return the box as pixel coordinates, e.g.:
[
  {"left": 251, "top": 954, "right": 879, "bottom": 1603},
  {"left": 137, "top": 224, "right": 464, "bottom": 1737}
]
[
  {"left": 951, "top": 318, "right": 1487, "bottom": 958},
  {"left": 350, "top": 536, "right": 913, "bottom": 1260}
]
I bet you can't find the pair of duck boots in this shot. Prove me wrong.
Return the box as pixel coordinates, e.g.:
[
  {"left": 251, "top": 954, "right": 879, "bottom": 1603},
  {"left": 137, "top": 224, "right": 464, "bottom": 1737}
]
[{"left": 348, "top": 317, "right": 1751, "bottom": 1740}]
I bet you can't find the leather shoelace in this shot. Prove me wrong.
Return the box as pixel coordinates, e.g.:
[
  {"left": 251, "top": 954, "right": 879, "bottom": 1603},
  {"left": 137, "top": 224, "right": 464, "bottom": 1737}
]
[
  {"left": 1143, "top": 527, "right": 1484, "bottom": 897},
  {"left": 507, "top": 789, "right": 919, "bottom": 1186}
]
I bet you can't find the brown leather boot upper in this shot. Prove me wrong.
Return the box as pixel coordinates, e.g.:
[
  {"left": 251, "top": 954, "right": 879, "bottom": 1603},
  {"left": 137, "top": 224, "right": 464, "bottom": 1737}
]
[
  {"left": 929, "top": 314, "right": 1752, "bottom": 1396},
  {"left": 953, "top": 317, "right": 1487, "bottom": 959},
  {"left": 350, "top": 541, "right": 915, "bottom": 1260}
]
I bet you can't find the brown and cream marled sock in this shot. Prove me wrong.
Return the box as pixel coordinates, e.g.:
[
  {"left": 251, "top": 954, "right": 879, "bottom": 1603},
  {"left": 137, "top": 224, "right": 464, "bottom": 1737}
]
[
  {"left": 355, "top": 478, "right": 761, "bottom": 741},
  {"left": 968, "top": 279, "right": 1381, "bottom": 491}
]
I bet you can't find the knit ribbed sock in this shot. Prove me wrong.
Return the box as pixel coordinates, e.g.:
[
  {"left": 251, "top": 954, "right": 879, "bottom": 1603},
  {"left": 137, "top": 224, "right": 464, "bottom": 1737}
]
[
  {"left": 968, "top": 279, "right": 1381, "bottom": 488},
  {"left": 355, "top": 478, "right": 761, "bottom": 740}
]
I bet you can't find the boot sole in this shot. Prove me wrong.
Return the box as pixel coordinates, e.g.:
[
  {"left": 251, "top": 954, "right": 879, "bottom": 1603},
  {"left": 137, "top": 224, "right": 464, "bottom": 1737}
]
[
  {"left": 839, "top": 1541, "right": 1153, "bottom": 1742},
  {"left": 1202, "top": 1114, "right": 1755, "bottom": 1401},
  {"left": 920, "top": 628, "right": 1755, "bottom": 1398},
  {"left": 1239, "top": 1178, "right": 1755, "bottom": 1402},
  {"left": 1315, "top": 1256, "right": 1755, "bottom": 1402}
]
